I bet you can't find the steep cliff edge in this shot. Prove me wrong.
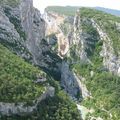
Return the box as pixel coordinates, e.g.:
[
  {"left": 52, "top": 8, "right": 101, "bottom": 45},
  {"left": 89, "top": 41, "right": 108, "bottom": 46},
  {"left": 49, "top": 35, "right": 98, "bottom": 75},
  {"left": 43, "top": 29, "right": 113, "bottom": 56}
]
[
  {"left": 43, "top": 10, "right": 72, "bottom": 58},
  {"left": 0, "top": 1, "right": 82, "bottom": 120},
  {"left": 0, "top": 0, "right": 62, "bottom": 80},
  {"left": 44, "top": 9, "right": 83, "bottom": 99}
]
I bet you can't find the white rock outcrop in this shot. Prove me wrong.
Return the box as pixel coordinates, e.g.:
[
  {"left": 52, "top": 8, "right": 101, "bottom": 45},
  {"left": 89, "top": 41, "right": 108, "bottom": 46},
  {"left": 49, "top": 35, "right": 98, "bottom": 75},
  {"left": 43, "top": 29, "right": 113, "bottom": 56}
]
[{"left": 91, "top": 19, "right": 120, "bottom": 75}]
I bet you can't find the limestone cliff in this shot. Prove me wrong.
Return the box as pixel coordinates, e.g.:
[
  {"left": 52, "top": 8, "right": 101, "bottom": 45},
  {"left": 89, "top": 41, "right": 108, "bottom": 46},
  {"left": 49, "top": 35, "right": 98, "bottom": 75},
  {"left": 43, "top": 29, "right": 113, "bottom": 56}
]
[
  {"left": 0, "top": 0, "right": 61, "bottom": 80},
  {"left": 45, "top": 7, "right": 120, "bottom": 76},
  {"left": 72, "top": 9, "right": 120, "bottom": 76},
  {"left": 44, "top": 10, "right": 73, "bottom": 58}
]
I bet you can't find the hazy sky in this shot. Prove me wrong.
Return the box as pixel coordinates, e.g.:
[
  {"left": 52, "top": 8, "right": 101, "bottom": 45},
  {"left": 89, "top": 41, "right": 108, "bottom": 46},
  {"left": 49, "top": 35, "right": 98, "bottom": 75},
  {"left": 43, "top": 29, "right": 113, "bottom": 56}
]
[{"left": 33, "top": 0, "right": 120, "bottom": 13}]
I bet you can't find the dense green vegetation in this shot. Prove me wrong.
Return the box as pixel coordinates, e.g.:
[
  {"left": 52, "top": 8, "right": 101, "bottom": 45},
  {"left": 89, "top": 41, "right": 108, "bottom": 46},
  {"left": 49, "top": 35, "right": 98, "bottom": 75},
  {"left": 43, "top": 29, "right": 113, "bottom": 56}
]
[
  {"left": 0, "top": 0, "right": 20, "bottom": 7},
  {"left": 72, "top": 34, "right": 120, "bottom": 119},
  {"left": 81, "top": 19, "right": 100, "bottom": 57},
  {"left": 84, "top": 72, "right": 120, "bottom": 120},
  {"left": 1, "top": 94, "right": 82, "bottom": 120},
  {"left": 0, "top": 43, "right": 46, "bottom": 103},
  {"left": 46, "top": 6, "right": 79, "bottom": 16},
  {"left": 36, "top": 91, "right": 81, "bottom": 120},
  {"left": 80, "top": 7, "right": 120, "bottom": 55},
  {"left": 1, "top": 79, "right": 82, "bottom": 120}
]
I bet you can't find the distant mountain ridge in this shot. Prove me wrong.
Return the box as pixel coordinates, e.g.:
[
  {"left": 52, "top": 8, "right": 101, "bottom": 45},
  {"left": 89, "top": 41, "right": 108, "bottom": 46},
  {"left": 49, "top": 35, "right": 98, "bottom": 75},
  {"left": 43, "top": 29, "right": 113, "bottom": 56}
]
[
  {"left": 94, "top": 7, "right": 120, "bottom": 16},
  {"left": 46, "top": 6, "right": 120, "bottom": 17}
]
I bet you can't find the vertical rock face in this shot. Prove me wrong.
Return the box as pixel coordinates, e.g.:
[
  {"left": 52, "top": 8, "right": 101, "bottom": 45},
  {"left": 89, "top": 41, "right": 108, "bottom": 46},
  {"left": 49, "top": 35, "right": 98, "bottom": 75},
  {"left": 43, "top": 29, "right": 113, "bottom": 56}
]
[
  {"left": 50, "top": 9, "right": 99, "bottom": 64},
  {"left": 0, "top": 8, "right": 20, "bottom": 47},
  {"left": 0, "top": 5, "right": 31, "bottom": 59},
  {"left": 20, "top": 0, "right": 46, "bottom": 63},
  {"left": 20, "top": 0, "right": 33, "bottom": 46},
  {"left": 72, "top": 10, "right": 88, "bottom": 62},
  {"left": 29, "top": 8, "right": 45, "bottom": 64},
  {"left": 43, "top": 11, "right": 83, "bottom": 98},
  {"left": 2, "top": 0, "right": 45, "bottom": 58},
  {"left": 19, "top": 1, "right": 62, "bottom": 79},
  {"left": 0, "top": 0, "right": 61, "bottom": 80},
  {"left": 91, "top": 19, "right": 120, "bottom": 75},
  {"left": 61, "top": 61, "right": 81, "bottom": 99},
  {"left": 43, "top": 11, "right": 72, "bottom": 58},
  {"left": 68, "top": 10, "right": 120, "bottom": 76},
  {"left": 0, "top": 0, "right": 46, "bottom": 62},
  {"left": 20, "top": 1, "right": 62, "bottom": 78},
  {"left": 73, "top": 73, "right": 91, "bottom": 99}
]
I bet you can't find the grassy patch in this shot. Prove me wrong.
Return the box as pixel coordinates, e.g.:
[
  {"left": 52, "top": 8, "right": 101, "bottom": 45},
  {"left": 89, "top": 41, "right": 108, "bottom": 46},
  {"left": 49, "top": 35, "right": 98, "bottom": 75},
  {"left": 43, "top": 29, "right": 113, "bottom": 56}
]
[{"left": 0, "top": 43, "right": 46, "bottom": 103}]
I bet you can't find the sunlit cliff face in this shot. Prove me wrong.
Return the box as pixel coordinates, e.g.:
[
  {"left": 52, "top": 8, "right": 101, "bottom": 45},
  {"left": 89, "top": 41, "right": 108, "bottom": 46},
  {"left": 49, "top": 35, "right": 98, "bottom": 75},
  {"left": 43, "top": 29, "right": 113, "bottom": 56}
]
[{"left": 43, "top": 12, "right": 70, "bottom": 58}]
